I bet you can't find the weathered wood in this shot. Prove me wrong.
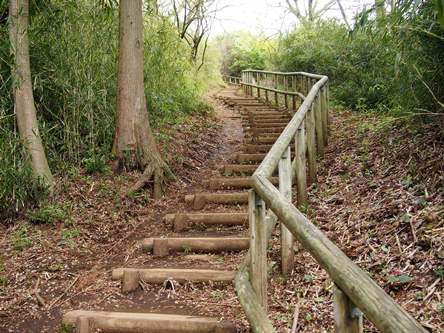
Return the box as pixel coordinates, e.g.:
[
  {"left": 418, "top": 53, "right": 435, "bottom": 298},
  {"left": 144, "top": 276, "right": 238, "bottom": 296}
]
[
  {"left": 113, "top": 268, "right": 235, "bottom": 286},
  {"left": 293, "top": 121, "right": 308, "bottom": 207},
  {"left": 279, "top": 147, "right": 294, "bottom": 275},
  {"left": 234, "top": 212, "right": 278, "bottom": 333},
  {"left": 75, "top": 316, "right": 93, "bottom": 333},
  {"left": 248, "top": 74, "right": 328, "bottom": 179},
  {"left": 237, "top": 153, "right": 267, "bottom": 163},
  {"left": 334, "top": 284, "right": 363, "bottom": 333},
  {"left": 251, "top": 175, "right": 427, "bottom": 333},
  {"left": 153, "top": 238, "right": 169, "bottom": 257},
  {"left": 122, "top": 269, "right": 140, "bottom": 293},
  {"left": 306, "top": 105, "right": 317, "bottom": 184},
  {"left": 321, "top": 86, "right": 328, "bottom": 146},
  {"left": 249, "top": 190, "right": 268, "bottom": 311},
  {"left": 205, "top": 176, "right": 278, "bottom": 190},
  {"left": 167, "top": 212, "right": 248, "bottom": 231},
  {"left": 64, "top": 311, "right": 236, "bottom": 333},
  {"left": 314, "top": 93, "right": 325, "bottom": 157},
  {"left": 185, "top": 192, "right": 249, "bottom": 210},
  {"left": 221, "top": 164, "right": 259, "bottom": 175},
  {"left": 142, "top": 237, "right": 249, "bottom": 255}
]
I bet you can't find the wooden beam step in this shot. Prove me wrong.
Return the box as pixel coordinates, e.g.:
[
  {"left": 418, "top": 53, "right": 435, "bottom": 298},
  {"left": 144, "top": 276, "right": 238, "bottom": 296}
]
[
  {"left": 63, "top": 311, "right": 236, "bottom": 333},
  {"left": 236, "top": 153, "right": 266, "bottom": 163},
  {"left": 242, "top": 112, "right": 284, "bottom": 116},
  {"left": 244, "top": 144, "right": 294, "bottom": 153},
  {"left": 142, "top": 237, "right": 249, "bottom": 256},
  {"left": 220, "top": 164, "right": 260, "bottom": 176},
  {"left": 204, "top": 176, "right": 278, "bottom": 190},
  {"left": 112, "top": 268, "right": 235, "bottom": 292},
  {"left": 243, "top": 118, "right": 290, "bottom": 124},
  {"left": 164, "top": 212, "right": 248, "bottom": 232},
  {"left": 247, "top": 127, "right": 285, "bottom": 135},
  {"left": 249, "top": 137, "right": 277, "bottom": 144},
  {"left": 185, "top": 192, "right": 248, "bottom": 210},
  {"left": 251, "top": 122, "right": 289, "bottom": 128},
  {"left": 250, "top": 133, "right": 280, "bottom": 140}
]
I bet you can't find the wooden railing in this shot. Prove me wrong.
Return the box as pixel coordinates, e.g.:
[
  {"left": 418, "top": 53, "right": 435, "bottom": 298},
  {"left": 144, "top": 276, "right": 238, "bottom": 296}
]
[
  {"left": 222, "top": 74, "right": 241, "bottom": 85},
  {"left": 236, "top": 70, "right": 426, "bottom": 333}
]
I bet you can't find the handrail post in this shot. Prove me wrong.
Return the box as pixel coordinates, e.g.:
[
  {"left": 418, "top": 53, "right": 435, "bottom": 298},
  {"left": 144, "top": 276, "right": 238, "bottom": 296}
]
[
  {"left": 294, "top": 121, "right": 307, "bottom": 207},
  {"left": 321, "top": 86, "right": 328, "bottom": 145},
  {"left": 314, "top": 93, "right": 325, "bottom": 157},
  {"left": 249, "top": 190, "right": 268, "bottom": 311},
  {"left": 279, "top": 147, "right": 294, "bottom": 275},
  {"left": 334, "top": 284, "right": 363, "bottom": 333},
  {"left": 306, "top": 104, "right": 317, "bottom": 184}
]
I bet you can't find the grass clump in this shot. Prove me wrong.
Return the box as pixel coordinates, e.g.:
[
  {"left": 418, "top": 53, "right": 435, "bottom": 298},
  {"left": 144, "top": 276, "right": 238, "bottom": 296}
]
[
  {"left": 12, "top": 225, "right": 32, "bottom": 251},
  {"left": 27, "top": 203, "right": 69, "bottom": 224}
]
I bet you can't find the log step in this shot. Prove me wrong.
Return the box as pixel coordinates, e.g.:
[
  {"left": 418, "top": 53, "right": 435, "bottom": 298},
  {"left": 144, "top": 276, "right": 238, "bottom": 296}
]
[
  {"left": 185, "top": 192, "right": 248, "bottom": 210},
  {"left": 252, "top": 122, "right": 289, "bottom": 128},
  {"left": 220, "top": 164, "right": 260, "bottom": 176},
  {"left": 142, "top": 237, "right": 249, "bottom": 256},
  {"left": 113, "top": 268, "right": 235, "bottom": 291},
  {"left": 249, "top": 137, "right": 277, "bottom": 144},
  {"left": 164, "top": 212, "right": 248, "bottom": 232},
  {"left": 204, "top": 177, "right": 278, "bottom": 190},
  {"left": 247, "top": 127, "right": 285, "bottom": 135},
  {"left": 243, "top": 118, "right": 290, "bottom": 125},
  {"left": 236, "top": 153, "right": 266, "bottom": 163},
  {"left": 250, "top": 133, "right": 280, "bottom": 139},
  {"left": 242, "top": 115, "right": 289, "bottom": 121},
  {"left": 243, "top": 144, "right": 295, "bottom": 154},
  {"left": 63, "top": 311, "right": 236, "bottom": 333}
]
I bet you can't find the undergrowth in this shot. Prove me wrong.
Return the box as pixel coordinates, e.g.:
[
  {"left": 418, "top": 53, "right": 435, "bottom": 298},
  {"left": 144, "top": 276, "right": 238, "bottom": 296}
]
[{"left": 0, "top": 0, "right": 218, "bottom": 219}]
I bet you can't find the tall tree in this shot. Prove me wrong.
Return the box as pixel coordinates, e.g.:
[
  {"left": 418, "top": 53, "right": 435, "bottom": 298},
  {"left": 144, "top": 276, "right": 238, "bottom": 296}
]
[
  {"left": 9, "top": 0, "right": 53, "bottom": 188},
  {"left": 112, "top": 0, "right": 169, "bottom": 198},
  {"left": 171, "top": 0, "right": 216, "bottom": 67},
  {"left": 285, "top": 0, "right": 336, "bottom": 25}
]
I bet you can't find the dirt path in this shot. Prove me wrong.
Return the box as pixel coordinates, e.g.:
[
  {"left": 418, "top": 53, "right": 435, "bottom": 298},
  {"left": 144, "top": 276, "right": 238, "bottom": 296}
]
[
  {"left": 1, "top": 88, "right": 442, "bottom": 333},
  {"left": 0, "top": 87, "right": 253, "bottom": 332}
]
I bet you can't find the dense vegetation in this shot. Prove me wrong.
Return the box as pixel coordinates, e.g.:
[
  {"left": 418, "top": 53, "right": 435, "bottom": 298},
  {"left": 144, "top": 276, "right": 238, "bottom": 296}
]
[
  {"left": 0, "top": 0, "right": 218, "bottom": 218},
  {"left": 222, "top": 1, "right": 444, "bottom": 115}
]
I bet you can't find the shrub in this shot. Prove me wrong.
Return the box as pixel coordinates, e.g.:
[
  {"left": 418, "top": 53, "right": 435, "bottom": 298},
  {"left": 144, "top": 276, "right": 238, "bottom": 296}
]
[
  {"left": 0, "top": 0, "right": 215, "bottom": 218},
  {"left": 27, "top": 203, "right": 68, "bottom": 224}
]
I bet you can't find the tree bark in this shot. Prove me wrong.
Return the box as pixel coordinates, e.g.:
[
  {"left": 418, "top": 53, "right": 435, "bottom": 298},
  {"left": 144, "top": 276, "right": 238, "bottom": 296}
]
[
  {"left": 9, "top": 0, "right": 53, "bottom": 188},
  {"left": 112, "top": 0, "right": 169, "bottom": 198}
]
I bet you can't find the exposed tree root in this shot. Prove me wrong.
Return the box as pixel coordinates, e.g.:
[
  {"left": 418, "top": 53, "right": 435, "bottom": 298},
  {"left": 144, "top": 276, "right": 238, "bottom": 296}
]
[{"left": 126, "top": 156, "right": 174, "bottom": 199}]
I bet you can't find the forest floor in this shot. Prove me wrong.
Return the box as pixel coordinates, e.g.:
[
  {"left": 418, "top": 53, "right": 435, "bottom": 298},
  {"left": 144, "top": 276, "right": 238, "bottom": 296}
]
[{"left": 0, "top": 90, "right": 443, "bottom": 333}]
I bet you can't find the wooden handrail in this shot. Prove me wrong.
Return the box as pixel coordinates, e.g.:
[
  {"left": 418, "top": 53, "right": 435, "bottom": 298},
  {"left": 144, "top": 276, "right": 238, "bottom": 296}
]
[
  {"left": 235, "top": 70, "right": 426, "bottom": 333},
  {"left": 222, "top": 74, "right": 241, "bottom": 85}
]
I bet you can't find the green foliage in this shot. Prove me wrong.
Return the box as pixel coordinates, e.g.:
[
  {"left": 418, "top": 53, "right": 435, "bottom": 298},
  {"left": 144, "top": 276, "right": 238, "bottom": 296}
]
[
  {"left": 0, "top": 0, "right": 214, "bottom": 218},
  {"left": 0, "top": 134, "right": 49, "bottom": 219},
  {"left": 82, "top": 155, "right": 108, "bottom": 175},
  {"left": 27, "top": 203, "right": 68, "bottom": 224},
  {"left": 215, "top": 32, "right": 274, "bottom": 76},
  {"left": 388, "top": 274, "right": 413, "bottom": 284},
  {"left": 271, "top": 1, "right": 444, "bottom": 115},
  {"left": 12, "top": 225, "right": 32, "bottom": 251},
  {"left": 61, "top": 228, "right": 81, "bottom": 248}
]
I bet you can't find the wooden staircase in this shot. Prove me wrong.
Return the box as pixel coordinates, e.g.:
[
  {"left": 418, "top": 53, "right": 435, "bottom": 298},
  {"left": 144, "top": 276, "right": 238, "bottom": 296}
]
[{"left": 62, "top": 87, "right": 290, "bottom": 332}]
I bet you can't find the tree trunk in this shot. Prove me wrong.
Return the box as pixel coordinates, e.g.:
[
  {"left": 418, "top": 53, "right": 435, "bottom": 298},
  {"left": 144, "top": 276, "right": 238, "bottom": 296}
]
[
  {"left": 112, "top": 0, "right": 169, "bottom": 198},
  {"left": 9, "top": 0, "right": 53, "bottom": 188}
]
